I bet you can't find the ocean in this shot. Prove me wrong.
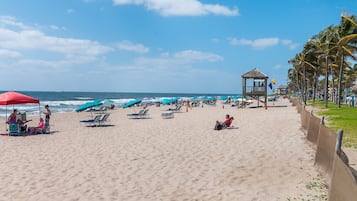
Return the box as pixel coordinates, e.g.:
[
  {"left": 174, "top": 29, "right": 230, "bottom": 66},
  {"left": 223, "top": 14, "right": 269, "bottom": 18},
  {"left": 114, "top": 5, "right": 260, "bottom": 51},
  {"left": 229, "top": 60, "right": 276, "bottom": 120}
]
[{"left": 0, "top": 91, "right": 241, "bottom": 117}]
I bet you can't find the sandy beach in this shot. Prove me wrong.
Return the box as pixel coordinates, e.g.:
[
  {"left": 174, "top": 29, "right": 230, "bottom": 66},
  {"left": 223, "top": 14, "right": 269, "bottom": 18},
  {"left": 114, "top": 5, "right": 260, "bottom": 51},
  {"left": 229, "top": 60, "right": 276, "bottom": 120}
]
[{"left": 0, "top": 98, "right": 325, "bottom": 201}]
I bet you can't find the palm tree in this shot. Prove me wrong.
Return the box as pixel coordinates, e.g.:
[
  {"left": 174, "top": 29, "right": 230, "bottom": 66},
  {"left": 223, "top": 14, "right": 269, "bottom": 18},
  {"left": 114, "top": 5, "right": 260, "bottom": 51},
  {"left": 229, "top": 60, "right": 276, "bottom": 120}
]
[
  {"left": 288, "top": 50, "right": 318, "bottom": 105},
  {"left": 351, "top": 64, "right": 357, "bottom": 94},
  {"left": 287, "top": 14, "right": 357, "bottom": 108},
  {"left": 313, "top": 26, "right": 339, "bottom": 107},
  {"left": 304, "top": 38, "right": 327, "bottom": 103},
  {"left": 288, "top": 58, "right": 302, "bottom": 101},
  {"left": 287, "top": 67, "right": 298, "bottom": 93},
  {"left": 336, "top": 14, "right": 357, "bottom": 107}
]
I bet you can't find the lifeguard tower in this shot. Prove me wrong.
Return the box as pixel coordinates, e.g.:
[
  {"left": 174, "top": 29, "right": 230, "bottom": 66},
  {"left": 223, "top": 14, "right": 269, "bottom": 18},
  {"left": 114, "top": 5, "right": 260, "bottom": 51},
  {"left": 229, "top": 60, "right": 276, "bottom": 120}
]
[{"left": 242, "top": 68, "right": 268, "bottom": 108}]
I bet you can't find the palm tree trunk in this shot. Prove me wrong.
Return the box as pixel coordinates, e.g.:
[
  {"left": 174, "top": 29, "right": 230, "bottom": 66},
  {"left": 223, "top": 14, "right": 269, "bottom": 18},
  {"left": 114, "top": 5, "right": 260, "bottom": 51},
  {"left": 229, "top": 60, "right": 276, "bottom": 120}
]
[
  {"left": 337, "top": 52, "right": 345, "bottom": 108},
  {"left": 324, "top": 56, "right": 329, "bottom": 108},
  {"left": 296, "top": 71, "right": 303, "bottom": 102},
  {"left": 303, "top": 65, "right": 307, "bottom": 105},
  {"left": 313, "top": 72, "right": 317, "bottom": 102},
  {"left": 331, "top": 65, "right": 335, "bottom": 103}
]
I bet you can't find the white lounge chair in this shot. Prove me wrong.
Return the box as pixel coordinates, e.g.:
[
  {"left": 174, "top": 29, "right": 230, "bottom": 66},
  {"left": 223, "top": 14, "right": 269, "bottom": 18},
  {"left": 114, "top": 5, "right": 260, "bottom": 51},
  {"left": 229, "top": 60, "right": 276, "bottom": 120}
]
[
  {"left": 127, "top": 109, "right": 150, "bottom": 119},
  {"left": 80, "top": 114, "right": 103, "bottom": 124},
  {"left": 167, "top": 105, "right": 182, "bottom": 112},
  {"left": 96, "top": 113, "right": 110, "bottom": 126}
]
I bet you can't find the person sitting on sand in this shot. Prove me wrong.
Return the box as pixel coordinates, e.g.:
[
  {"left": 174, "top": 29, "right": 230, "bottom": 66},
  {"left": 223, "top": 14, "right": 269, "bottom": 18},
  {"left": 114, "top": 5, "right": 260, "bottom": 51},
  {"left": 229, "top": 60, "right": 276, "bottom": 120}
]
[
  {"left": 7, "top": 109, "right": 17, "bottom": 124},
  {"left": 29, "top": 118, "right": 45, "bottom": 134},
  {"left": 17, "top": 119, "right": 31, "bottom": 132},
  {"left": 214, "top": 114, "right": 234, "bottom": 130}
]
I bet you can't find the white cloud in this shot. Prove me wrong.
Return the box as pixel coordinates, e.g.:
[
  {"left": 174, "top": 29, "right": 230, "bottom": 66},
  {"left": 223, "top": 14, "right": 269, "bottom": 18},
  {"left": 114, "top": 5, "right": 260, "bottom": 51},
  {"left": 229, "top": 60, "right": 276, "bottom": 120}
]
[
  {"left": 229, "top": 37, "right": 279, "bottom": 50},
  {"left": 174, "top": 50, "right": 223, "bottom": 62},
  {"left": 211, "top": 38, "right": 220, "bottom": 43},
  {"left": 273, "top": 64, "right": 284, "bottom": 70},
  {"left": 229, "top": 37, "right": 299, "bottom": 50},
  {"left": 0, "top": 17, "right": 112, "bottom": 57},
  {"left": 135, "top": 50, "right": 223, "bottom": 67},
  {"left": 113, "top": 0, "right": 238, "bottom": 16},
  {"left": 0, "top": 16, "right": 230, "bottom": 93},
  {"left": 0, "top": 29, "right": 112, "bottom": 56},
  {"left": 0, "top": 49, "right": 21, "bottom": 58},
  {"left": 17, "top": 55, "right": 98, "bottom": 68},
  {"left": 116, "top": 40, "right": 149, "bottom": 53},
  {"left": 50, "top": 25, "right": 59, "bottom": 30},
  {"left": 281, "top": 39, "right": 299, "bottom": 50},
  {"left": 0, "top": 16, "right": 31, "bottom": 30},
  {"left": 67, "top": 9, "right": 75, "bottom": 14},
  {"left": 0, "top": 15, "right": 114, "bottom": 73}
]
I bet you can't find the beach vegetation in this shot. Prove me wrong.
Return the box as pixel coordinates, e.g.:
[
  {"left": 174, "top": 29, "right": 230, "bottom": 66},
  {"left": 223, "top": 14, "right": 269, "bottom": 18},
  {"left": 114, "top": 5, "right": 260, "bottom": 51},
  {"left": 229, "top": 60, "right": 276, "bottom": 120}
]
[
  {"left": 309, "top": 100, "right": 357, "bottom": 148},
  {"left": 286, "top": 174, "right": 328, "bottom": 201},
  {"left": 287, "top": 14, "right": 357, "bottom": 109}
]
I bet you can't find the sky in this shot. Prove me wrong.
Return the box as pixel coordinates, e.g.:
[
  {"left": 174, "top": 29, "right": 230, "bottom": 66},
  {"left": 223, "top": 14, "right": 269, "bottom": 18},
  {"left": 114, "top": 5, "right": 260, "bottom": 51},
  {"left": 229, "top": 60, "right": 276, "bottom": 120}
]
[{"left": 0, "top": 0, "right": 356, "bottom": 94}]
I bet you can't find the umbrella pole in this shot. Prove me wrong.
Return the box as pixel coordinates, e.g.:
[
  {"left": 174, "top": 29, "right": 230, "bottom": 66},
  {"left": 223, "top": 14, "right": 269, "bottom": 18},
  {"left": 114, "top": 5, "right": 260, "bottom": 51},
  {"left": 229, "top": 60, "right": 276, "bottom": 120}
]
[
  {"left": 5, "top": 105, "right": 8, "bottom": 133},
  {"left": 38, "top": 104, "right": 41, "bottom": 119}
]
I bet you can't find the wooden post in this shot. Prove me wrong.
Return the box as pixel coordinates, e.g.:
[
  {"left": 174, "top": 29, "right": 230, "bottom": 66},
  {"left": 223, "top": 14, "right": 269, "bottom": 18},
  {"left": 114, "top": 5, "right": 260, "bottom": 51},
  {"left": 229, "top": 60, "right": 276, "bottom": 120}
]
[
  {"left": 336, "top": 129, "right": 344, "bottom": 156},
  {"left": 320, "top": 116, "right": 324, "bottom": 125}
]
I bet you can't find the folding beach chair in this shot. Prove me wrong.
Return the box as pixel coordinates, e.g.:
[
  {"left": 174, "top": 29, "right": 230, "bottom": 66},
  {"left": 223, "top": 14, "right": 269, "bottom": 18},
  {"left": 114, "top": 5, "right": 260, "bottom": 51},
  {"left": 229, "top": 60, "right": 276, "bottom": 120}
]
[{"left": 8, "top": 123, "right": 19, "bottom": 136}]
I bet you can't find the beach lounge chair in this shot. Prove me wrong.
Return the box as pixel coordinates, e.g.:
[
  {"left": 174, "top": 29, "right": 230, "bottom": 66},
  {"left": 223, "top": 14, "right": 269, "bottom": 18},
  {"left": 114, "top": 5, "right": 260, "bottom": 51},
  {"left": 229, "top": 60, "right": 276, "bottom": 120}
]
[
  {"left": 161, "top": 111, "right": 174, "bottom": 119},
  {"left": 84, "top": 113, "right": 111, "bottom": 127},
  {"left": 167, "top": 105, "right": 182, "bottom": 112},
  {"left": 127, "top": 109, "right": 149, "bottom": 119},
  {"left": 80, "top": 114, "right": 103, "bottom": 123},
  {"left": 80, "top": 114, "right": 104, "bottom": 127},
  {"left": 96, "top": 113, "right": 110, "bottom": 126}
]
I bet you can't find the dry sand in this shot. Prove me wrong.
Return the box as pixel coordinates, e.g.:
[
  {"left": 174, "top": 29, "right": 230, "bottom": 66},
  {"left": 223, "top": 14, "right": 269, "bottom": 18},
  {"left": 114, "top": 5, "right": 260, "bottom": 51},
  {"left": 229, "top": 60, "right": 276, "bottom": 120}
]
[{"left": 0, "top": 98, "right": 325, "bottom": 201}]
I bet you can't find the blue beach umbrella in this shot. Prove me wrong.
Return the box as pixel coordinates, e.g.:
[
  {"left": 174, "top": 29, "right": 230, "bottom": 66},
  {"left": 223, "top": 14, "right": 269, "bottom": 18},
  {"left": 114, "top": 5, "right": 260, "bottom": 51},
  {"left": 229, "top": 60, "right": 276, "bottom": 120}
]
[
  {"left": 219, "top": 96, "right": 228, "bottom": 101},
  {"left": 102, "top": 99, "right": 114, "bottom": 107},
  {"left": 123, "top": 99, "right": 142, "bottom": 109},
  {"left": 75, "top": 99, "right": 103, "bottom": 112},
  {"left": 161, "top": 97, "right": 178, "bottom": 105},
  {"left": 205, "top": 97, "right": 216, "bottom": 102},
  {"left": 232, "top": 95, "right": 242, "bottom": 99}
]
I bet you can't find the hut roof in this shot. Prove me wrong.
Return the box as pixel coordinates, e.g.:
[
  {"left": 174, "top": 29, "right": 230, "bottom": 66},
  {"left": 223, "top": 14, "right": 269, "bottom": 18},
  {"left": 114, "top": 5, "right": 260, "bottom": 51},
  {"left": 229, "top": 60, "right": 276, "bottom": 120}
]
[{"left": 242, "top": 68, "right": 268, "bottom": 78}]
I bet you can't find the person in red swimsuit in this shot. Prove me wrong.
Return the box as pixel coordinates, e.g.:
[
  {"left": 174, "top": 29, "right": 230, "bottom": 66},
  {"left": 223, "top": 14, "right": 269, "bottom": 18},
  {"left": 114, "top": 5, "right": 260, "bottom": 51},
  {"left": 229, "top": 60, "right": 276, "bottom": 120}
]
[
  {"left": 223, "top": 114, "right": 234, "bottom": 127},
  {"left": 214, "top": 114, "right": 234, "bottom": 130}
]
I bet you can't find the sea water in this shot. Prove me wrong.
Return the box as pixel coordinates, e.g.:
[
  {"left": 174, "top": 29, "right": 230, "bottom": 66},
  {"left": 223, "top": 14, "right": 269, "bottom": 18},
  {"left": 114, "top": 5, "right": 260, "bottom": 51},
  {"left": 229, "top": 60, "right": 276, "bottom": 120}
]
[{"left": 0, "top": 91, "right": 241, "bottom": 117}]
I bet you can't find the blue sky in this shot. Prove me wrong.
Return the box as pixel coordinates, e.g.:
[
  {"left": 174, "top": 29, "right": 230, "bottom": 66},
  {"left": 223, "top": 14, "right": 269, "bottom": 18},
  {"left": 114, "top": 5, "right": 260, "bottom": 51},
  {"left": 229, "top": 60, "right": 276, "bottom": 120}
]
[{"left": 0, "top": 0, "right": 356, "bottom": 94}]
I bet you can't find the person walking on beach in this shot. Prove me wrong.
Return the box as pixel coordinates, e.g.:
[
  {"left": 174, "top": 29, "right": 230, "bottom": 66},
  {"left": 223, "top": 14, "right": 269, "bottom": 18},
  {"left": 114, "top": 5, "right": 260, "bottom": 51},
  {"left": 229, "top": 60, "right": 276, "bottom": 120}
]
[{"left": 44, "top": 105, "right": 51, "bottom": 126}]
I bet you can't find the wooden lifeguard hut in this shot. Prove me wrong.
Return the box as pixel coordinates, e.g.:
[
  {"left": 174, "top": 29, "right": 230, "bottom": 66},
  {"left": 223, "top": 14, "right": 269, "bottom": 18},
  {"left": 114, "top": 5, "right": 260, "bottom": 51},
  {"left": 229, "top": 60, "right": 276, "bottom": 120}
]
[{"left": 242, "top": 68, "right": 268, "bottom": 108}]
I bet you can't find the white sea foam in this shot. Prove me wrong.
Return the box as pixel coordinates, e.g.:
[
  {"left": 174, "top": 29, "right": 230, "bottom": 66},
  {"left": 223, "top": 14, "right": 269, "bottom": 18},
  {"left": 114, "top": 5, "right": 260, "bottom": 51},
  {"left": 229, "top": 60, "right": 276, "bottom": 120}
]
[{"left": 0, "top": 93, "right": 237, "bottom": 118}]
